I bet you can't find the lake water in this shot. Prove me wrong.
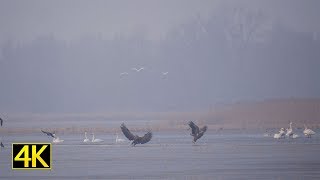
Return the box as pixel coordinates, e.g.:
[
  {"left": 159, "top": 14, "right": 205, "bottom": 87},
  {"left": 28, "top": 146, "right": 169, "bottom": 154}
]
[{"left": 1, "top": 130, "right": 320, "bottom": 179}]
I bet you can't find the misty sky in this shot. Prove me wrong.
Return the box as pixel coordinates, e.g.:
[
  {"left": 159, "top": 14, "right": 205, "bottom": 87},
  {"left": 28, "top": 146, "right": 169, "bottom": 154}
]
[
  {"left": 1, "top": 0, "right": 320, "bottom": 43},
  {"left": 0, "top": 0, "right": 320, "bottom": 113}
]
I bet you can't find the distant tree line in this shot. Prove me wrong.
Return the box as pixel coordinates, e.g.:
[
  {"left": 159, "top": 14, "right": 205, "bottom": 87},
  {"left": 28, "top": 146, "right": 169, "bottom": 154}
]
[{"left": 0, "top": 8, "right": 319, "bottom": 113}]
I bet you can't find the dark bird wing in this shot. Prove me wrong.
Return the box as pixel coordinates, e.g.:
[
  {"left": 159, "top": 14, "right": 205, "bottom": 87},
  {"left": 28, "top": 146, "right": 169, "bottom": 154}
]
[
  {"left": 197, "top": 126, "right": 208, "bottom": 139},
  {"left": 200, "top": 126, "right": 207, "bottom": 133},
  {"left": 41, "top": 130, "right": 48, "bottom": 134},
  {"left": 139, "top": 132, "right": 152, "bottom": 144},
  {"left": 188, "top": 121, "right": 199, "bottom": 135},
  {"left": 120, "top": 123, "right": 136, "bottom": 141},
  {"left": 41, "top": 130, "right": 54, "bottom": 137}
]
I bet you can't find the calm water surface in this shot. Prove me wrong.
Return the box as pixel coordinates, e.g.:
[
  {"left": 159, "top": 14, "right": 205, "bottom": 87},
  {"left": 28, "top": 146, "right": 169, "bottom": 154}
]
[{"left": 1, "top": 130, "right": 320, "bottom": 179}]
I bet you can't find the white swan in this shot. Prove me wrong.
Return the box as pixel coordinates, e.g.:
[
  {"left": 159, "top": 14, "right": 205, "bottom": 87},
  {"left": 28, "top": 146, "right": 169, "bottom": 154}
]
[
  {"left": 273, "top": 133, "right": 282, "bottom": 139},
  {"left": 91, "top": 133, "right": 104, "bottom": 143},
  {"left": 286, "top": 122, "right": 294, "bottom": 138},
  {"left": 53, "top": 137, "right": 64, "bottom": 143},
  {"left": 83, "top": 132, "right": 90, "bottom": 143},
  {"left": 303, "top": 124, "right": 315, "bottom": 138},
  {"left": 292, "top": 134, "right": 299, "bottom": 139},
  {"left": 274, "top": 128, "right": 286, "bottom": 139},
  {"left": 279, "top": 128, "right": 286, "bottom": 137},
  {"left": 162, "top": 72, "right": 168, "bottom": 75},
  {"left": 115, "top": 133, "right": 125, "bottom": 143}
]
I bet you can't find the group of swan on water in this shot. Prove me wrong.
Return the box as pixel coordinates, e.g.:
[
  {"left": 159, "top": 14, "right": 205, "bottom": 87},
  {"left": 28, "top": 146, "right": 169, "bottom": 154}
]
[
  {"left": 83, "top": 131, "right": 104, "bottom": 143},
  {"left": 41, "top": 129, "right": 126, "bottom": 144},
  {"left": 265, "top": 122, "right": 316, "bottom": 139},
  {"left": 42, "top": 131, "right": 126, "bottom": 144}
]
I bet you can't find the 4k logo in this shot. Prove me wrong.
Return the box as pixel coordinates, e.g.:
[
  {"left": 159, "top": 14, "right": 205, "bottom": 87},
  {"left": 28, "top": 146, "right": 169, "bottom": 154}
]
[{"left": 12, "top": 143, "right": 52, "bottom": 170}]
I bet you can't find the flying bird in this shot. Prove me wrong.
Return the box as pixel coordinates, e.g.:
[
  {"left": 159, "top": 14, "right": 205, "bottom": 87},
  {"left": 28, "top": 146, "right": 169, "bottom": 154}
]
[
  {"left": 162, "top": 72, "right": 169, "bottom": 75},
  {"left": 0, "top": 118, "right": 3, "bottom": 126},
  {"left": 131, "top": 67, "right": 144, "bottom": 72},
  {"left": 41, "top": 130, "right": 56, "bottom": 138},
  {"left": 120, "top": 123, "right": 152, "bottom": 146},
  {"left": 120, "top": 72, "right": 129, "bottom": 76},
  {"left": 188, "top": 121, "right": 207, "bottom": 143}
]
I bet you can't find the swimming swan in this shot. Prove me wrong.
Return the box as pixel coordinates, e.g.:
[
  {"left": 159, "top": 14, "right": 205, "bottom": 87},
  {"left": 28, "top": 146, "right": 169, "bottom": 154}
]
[
  {"left": 91, "top": 133, "right": 104, "bottom": 143},
  {"left": 286, "top": 122, "right": 294, "bottom": 138},
  {"left": 83, "top": 132, "right": 90, "bottom": 143},
  {"left": 116, "top": 133, "right": 126, "bottom": 143},
  {"left": 53, "top": 137, "right": 64, "bottom": 143},
  {"left": 274, "top": 128, "right": 286, "bottom": 139},
  {"left": 303, "top": 124, "right": 315, "bottom": 138}
]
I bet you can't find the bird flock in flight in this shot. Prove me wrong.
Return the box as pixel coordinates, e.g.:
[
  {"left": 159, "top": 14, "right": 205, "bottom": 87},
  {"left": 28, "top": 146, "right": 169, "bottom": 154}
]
[{"left": 120, "top": 66, "right": 168, "bottom": 78}]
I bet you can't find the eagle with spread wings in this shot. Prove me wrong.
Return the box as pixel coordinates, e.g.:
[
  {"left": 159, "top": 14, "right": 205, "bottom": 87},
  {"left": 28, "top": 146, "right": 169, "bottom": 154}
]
[
  {"left": 188, "top": 121, "right": 207, "bottom": 143},
  {"left": 120, "top": 123, "right": 152, "bottom": 146}
]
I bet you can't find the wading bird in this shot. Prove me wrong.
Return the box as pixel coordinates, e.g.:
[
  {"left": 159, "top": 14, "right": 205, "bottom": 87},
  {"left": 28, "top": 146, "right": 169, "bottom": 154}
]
[
  {"left": 0, "top": 141, "right": 4, "bottom": 148},
  {"left": 188, "top": 121, "right": 207, "bottom": 143},
  {"left": 0, "top": 118, "right": 3, "bottom": 126},
  {"left": 120, "top": 123, "right": 152, "bottom": 146}
]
